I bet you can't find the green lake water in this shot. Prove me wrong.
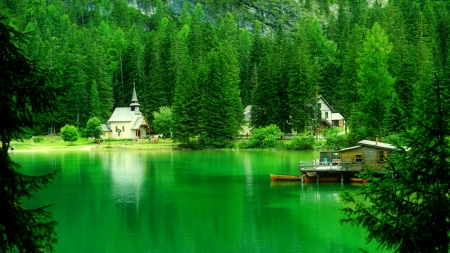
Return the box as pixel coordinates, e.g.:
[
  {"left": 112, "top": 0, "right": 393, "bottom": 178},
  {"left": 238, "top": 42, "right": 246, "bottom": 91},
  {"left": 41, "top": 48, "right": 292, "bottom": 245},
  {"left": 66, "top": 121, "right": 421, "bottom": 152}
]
[{"left": 13, "top": 150, "right": 390, "bottom": 253}]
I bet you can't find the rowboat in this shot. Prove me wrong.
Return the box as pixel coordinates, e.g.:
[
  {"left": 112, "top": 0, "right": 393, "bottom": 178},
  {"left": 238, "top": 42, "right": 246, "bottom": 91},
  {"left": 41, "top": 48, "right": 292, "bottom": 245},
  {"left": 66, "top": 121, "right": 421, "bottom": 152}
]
[
  {"left": 270, "top": 173, "right": 302, "bottom": 181},
  {"left": 302, "top": 172, "right": 341, "bottom": 182}
]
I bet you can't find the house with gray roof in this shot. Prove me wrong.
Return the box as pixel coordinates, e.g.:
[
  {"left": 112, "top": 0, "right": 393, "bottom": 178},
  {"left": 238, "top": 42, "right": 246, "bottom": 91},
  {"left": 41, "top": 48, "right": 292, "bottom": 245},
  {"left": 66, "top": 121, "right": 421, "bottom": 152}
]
[
  {"left": 339, "top": 139, "right": 397, "bottom": 171},
  {"left": 101, "top": 86, "right": 150, "bottom": 139},
  {"left": 318, "top": 95, "right": 345, "bottom": 128}
]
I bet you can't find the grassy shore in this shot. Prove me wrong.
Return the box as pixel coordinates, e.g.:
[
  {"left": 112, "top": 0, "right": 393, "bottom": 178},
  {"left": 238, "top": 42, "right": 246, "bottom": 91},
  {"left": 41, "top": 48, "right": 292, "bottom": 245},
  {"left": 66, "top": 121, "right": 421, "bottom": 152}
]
[{"left": 10, "top": 135, "right": 177, "bottom": 152}]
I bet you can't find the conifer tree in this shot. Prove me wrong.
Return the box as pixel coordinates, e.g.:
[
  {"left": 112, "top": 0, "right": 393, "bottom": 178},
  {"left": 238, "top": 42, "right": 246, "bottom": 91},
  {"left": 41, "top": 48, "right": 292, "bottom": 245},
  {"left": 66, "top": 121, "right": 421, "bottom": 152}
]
[
  {"left": 0, "top": 13, "right": 59, "bottom": 252},
  {"left": 171, "top": 24, "right": 196, "bottom": 143},
  {"left": 341, "top": 75, "right": 450, "bottom": 253},
  {"left": 355, "top": 22, "right": 394, "bottom": 139},
  {"left": 288, "top": 23, "right": 316, "bottom": 134},
  {"left": 338, "top": 24, "right": 365, "bottom": 137},
  {"left": 89, "top": 81, "right": 101, "bottom": 119},
  {"left": 201, "top": 41, "right": 242, "bottom": 145},
  {"left": 238, "top": 29, "right": 253, "bottom": 106}
]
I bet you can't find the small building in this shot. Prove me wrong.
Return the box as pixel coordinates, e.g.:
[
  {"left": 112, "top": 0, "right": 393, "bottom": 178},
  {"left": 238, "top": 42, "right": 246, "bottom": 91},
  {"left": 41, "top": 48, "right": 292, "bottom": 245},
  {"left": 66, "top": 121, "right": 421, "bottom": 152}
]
[
  {"left": 101, "top": 86, "right": 150, "bottom": 139},
  {"left": 317, "top": 95, "right": 345, "bottom": 127},
  {"left": 339, "top": 140, "right": 396, "bottom": 171}
]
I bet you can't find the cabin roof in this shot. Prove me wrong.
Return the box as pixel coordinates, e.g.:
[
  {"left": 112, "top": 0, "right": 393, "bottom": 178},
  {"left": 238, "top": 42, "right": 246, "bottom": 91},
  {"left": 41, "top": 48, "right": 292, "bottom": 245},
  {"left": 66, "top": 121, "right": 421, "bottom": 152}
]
[
  {"left": 318, "top": 95, "right": 334, "bottom": 112},
  {"left": 339, "top": 145, "right": 361, "bottom": 152},
  {"left": 339, "top": 140, "right": 397, "bottom": 152},
  {"left": 331, "top": 112, "right": 344, "bottom": 120},
  {"left": 358, "top": 140, "right": 396, "bottom": 150}
]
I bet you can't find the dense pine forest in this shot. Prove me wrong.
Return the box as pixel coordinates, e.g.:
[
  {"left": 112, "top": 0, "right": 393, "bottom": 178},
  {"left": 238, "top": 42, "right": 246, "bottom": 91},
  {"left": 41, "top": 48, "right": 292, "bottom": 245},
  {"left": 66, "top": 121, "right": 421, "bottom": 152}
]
[{"left": 2, "top": 0, "right": 450, "bottom": 146}]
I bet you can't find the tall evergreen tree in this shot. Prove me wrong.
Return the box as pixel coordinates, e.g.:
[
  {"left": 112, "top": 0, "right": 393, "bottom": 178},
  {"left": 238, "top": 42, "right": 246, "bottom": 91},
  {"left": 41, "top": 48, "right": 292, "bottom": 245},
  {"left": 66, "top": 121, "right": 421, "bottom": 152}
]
[
  {"left": 89, "top": 81, "right": 101, "bottom": 118},
  {"left": 288, "top": 23, "right": 316, "bottom": 134},
  {"left": 201, "top": 41, "right": 242, "bottom": 145},
  {"left": 307, "top": 18, "right": 340, "bottom": 107},
  {"left": 341, "top": 75, "right": 450, "bottom": 253},
  {"left": 171, "top": 24, "right": 197, "bottom": 143},
  {"left": 0, "top": 13, "right": 59, "bottom": 252},
  {"left": 238, "top": 29, "right": 253, "bottom": 106},
  {"left": 337, "top": 24, "right": 365, "bottom": 138},
  {"left": 355, "top": 22, "right": 394, "bottom": 139}
]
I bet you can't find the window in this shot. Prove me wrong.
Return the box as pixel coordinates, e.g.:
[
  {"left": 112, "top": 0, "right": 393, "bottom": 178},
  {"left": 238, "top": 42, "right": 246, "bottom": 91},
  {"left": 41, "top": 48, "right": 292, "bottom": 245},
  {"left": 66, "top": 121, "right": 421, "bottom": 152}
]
[
  {"left": 378, "top": 150, "right": 388, "bottom": 162},
  {"left": 122, "top": 126, "right": 124, "bottom": 132},
  {"left": 325, "top": 112, "right": 329, "bottom": 119},
  {"left": 355, "top": 155, "right": 363, "bottom": 162}
]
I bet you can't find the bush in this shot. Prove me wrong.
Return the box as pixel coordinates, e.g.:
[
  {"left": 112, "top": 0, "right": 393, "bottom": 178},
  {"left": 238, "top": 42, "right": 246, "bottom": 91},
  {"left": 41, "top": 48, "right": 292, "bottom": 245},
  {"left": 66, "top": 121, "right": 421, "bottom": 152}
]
[
  {"left": 32, "top": 136, "right": 43, "bottom": 143},
  {"left": 247, "top": 124, "right": 283, "bottom": 149},
  {"left": 288, "top": 135, "right": 315, "bottom": 150},
  {"left": 321, "top": 127, "right": 348, "bottom": 149},
  {"left": 60, "top": 124, "right": 78, "bottom": 144},
  {"left": 85, "top": 117, "right": 103, "bottom": 139}
]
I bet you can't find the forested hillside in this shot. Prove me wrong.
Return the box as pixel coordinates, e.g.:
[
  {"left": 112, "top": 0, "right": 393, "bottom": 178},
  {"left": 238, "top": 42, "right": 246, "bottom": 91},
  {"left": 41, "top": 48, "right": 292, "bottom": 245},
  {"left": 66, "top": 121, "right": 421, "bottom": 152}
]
[{"left": 2, "top": 0, "right": 450, "bottom": 145}]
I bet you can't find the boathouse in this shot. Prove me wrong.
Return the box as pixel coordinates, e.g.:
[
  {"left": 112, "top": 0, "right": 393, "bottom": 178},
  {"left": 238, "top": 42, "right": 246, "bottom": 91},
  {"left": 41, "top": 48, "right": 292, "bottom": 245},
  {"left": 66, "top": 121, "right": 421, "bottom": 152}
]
[
  {"left": 339, "top": 140, "right": 396, "bottom": 171},
  {"left": 298, "top": 140, "right": 398, "bottom": 182},
  {"left": 101, "top": 86, "right": 150, "bottom": 140}
]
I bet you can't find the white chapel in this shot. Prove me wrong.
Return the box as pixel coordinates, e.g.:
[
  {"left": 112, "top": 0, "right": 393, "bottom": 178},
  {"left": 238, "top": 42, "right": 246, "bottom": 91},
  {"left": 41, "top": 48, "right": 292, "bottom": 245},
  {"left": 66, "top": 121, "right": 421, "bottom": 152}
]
[{"left": 101, "top": 86, "right": 150, "bottom": 139}]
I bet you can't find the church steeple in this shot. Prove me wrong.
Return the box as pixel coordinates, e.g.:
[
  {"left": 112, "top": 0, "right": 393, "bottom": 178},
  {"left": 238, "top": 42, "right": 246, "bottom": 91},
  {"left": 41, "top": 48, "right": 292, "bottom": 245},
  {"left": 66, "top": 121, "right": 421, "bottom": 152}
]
[{"left": 129, "top": 84, "right": 140, "bottom": 112}]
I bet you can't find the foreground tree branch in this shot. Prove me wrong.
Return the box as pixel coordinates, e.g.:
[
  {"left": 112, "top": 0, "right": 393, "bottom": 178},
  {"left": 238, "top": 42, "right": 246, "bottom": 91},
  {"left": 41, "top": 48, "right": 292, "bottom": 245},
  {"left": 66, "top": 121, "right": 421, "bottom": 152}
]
[{"left": 0, "top": 12, "right": 60, "bottom": 252}]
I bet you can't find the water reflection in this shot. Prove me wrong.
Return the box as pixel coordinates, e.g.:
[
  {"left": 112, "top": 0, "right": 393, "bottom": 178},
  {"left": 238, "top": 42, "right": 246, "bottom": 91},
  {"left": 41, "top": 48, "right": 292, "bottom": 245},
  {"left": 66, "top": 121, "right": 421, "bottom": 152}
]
[
  {"left": 104, "top": 152, "right": 145, "bottom": 207},
  {"left": 15, "top": 150, "right": 389, "bottom": 253}
]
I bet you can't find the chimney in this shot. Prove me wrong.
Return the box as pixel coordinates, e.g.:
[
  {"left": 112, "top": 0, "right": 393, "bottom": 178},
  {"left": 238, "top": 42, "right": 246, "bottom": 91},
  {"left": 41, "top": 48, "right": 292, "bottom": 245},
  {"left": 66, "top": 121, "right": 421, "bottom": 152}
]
[{"left": 376, "top": 135, "right": 379, "bottom": 145}]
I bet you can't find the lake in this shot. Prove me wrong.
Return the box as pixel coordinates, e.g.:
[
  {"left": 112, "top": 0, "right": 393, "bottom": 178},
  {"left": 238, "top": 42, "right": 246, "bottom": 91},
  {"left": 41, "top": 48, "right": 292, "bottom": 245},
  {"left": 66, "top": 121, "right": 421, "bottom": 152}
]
[{"left": 13, "top": 150, "right": 390, "bottom": 252}]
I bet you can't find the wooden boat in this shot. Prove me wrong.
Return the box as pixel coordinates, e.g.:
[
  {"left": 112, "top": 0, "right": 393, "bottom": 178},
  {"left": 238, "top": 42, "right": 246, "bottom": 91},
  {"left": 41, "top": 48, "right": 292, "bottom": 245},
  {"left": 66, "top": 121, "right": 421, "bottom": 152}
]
[
  {"left": 303, "top": 172, "right": 341, "bottom": 182},
  {"left": 270, "top": 173, "right": 302, "bottom": 181},
  {"left": 349, "top": 177, "right": 367, "bottom": 183}
]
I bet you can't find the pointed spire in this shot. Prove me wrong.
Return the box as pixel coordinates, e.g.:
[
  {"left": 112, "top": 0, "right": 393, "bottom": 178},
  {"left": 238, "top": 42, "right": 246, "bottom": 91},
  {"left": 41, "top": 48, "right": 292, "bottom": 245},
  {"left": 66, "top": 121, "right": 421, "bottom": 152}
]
[
  {"left": 129, "top": 82, "right": 140, "bottom": 111},
  {"left": 131, "top": 83, "right": 138, "bottom": 102}
]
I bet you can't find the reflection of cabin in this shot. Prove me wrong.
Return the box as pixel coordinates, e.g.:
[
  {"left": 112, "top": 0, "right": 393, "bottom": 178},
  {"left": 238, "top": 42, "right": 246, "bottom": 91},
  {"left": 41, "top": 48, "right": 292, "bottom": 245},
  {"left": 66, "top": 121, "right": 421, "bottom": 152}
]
[
  {"left": 339, "top": 140, "right": 396, "bottom": 171},
  {"left": 101, "top": 86, "right": 150, "bottom": 139},
  {"left": 317, "top": 95, "right": 345, "bottom": 127}
]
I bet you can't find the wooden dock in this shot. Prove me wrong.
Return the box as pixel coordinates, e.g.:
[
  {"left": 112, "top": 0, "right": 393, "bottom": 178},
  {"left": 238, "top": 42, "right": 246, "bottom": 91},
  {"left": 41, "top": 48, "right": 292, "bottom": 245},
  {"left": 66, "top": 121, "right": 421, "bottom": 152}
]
[{"left": 299, "top": 161, "right": 362, "bottom": 183}]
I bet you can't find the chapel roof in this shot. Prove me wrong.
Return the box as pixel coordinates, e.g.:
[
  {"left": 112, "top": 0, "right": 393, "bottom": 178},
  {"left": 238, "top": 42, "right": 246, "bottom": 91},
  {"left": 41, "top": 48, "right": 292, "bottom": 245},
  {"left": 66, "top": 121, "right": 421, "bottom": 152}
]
[{"left": 107, "top": 107, "right": 139, "bottom": 122}]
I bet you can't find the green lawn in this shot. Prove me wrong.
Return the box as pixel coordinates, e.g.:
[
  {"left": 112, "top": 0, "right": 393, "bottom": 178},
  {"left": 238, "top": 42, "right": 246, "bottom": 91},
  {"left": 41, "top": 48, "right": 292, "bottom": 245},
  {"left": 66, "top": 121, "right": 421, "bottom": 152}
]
[{"left": 10, "top": 135, "right": 177, "bottom": 151}]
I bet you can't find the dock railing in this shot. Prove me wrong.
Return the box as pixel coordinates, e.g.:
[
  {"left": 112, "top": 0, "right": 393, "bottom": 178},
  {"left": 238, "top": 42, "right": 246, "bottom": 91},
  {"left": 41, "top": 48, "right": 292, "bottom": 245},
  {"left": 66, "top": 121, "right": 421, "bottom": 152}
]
[
  {"left": 299, "top": 160, "right": 348, "bottom": 172},
  {"left": 299, "top": 160, "right": 319, "bottom": 171}
]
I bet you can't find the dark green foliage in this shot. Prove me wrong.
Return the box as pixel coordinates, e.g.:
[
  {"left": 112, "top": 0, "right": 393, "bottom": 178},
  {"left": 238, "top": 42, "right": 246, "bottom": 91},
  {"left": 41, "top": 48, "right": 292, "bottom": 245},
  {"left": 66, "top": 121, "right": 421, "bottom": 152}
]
[
  {"left": 171, "top": 24, "right": 198, "bottom": 143},
  {"left": 200, "top": 41, "right": 242, "bottom": 146},
  {"left": 340, "top": 76, "right": 450, "bottom": 252},
  {"left": 241, "top": 124, "right": 283, "bottom": 149},
  {"left": 0, "top": 12, "right": 58, "bottom": 252},
  {"left": 85, "top": 117, "right": 103, "bottom": 139},
  {"left": 60, "top": 124, "right": 79, "bottom": 144},
  {"left": 89, "top": 81, "right": 102, "bottom": 119},
  {"left": 288, "top": 22, "right": 316, "bottom": 134},
  {"left": 383, "top": 93, "right": 404, "bottom": 135}
]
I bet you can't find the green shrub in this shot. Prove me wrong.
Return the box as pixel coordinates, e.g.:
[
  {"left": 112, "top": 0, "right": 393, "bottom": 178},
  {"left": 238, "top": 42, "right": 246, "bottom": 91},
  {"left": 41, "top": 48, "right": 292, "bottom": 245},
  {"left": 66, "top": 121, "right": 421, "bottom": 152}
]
[
  {"left": 60, "top": 124, "right": 79, "bottom": 144},
  {"left": 247, "top": 124, "right": 283, "bottom": 149},
  {"left": 32, "top": 136, "right": 43, "bottom": 143},
  {"left": 288, "top": 135, "right": 315, "bottom": 150},
  {"left": 322, "top": 127, "right": 348, "bottom": 149}
]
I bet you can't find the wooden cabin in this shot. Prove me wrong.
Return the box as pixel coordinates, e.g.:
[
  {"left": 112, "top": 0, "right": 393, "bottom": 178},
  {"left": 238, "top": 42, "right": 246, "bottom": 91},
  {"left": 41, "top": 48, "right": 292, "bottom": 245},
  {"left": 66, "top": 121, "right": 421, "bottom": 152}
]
[{"left": 339, "top": 140, "right": 396, "bottom": 171}]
